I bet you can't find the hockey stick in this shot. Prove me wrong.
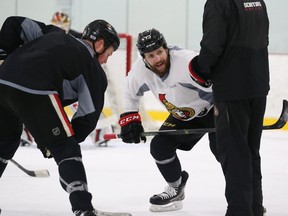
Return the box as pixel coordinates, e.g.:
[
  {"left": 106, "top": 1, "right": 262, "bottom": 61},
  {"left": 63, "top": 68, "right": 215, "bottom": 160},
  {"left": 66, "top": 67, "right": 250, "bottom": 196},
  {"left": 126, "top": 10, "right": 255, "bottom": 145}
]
[
  {"left": 262, "top": 99, "right": 288, "bottom": 129},
  {"left": 104, "top": 99, "right": 288, "bottom": 140},
  {"left": 10, "top": 159, "right": 50, "bottom": 177}
]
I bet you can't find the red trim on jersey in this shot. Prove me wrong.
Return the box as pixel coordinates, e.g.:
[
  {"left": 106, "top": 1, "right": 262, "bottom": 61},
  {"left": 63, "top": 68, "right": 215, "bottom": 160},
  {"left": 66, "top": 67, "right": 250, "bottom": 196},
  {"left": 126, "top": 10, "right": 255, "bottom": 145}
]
[{"left": 52, "top": 94, "right": 74, "bottom": 136}]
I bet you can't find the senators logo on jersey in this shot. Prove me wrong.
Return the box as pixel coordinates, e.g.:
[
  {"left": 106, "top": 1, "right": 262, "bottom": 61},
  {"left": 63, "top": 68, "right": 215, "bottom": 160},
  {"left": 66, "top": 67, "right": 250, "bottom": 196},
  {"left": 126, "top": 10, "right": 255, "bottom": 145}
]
[{"left": 159, "top": 94, "right": 195, "bottom": 121}]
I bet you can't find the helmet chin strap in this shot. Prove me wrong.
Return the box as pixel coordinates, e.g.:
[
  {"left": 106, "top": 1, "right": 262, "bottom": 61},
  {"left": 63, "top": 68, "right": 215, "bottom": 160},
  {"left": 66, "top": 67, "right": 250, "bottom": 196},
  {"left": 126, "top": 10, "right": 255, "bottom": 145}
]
[
  {"left": 91, "top": 42, "right": 99, "bottom": 57},
  {"left": 143, "top": 59, "right": 153, "bottom": 71},
  {"left": 92, "top": 40, "right": 109, "bottom": 57}
]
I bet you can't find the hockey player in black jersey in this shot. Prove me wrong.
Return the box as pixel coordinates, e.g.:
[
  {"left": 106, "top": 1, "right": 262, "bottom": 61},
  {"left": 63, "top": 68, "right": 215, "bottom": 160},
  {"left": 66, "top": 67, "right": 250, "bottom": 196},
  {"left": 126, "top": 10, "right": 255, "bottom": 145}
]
[
  {"left": 117, "top": 28, "right": 218, "bottom": 212},
  {"left": 0, "top": 16, "right": 131, "bottom": 216},
  {"left": 7, "top": 12, "right": 111, "bottom": 146}
]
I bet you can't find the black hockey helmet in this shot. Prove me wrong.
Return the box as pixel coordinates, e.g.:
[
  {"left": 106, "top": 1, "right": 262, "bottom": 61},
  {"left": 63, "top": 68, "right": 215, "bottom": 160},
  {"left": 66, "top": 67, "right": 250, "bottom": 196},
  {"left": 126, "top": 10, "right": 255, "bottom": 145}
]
[
  {"left": 82, "top": 19, "right": 120, "bottom": 51},
  {"left": 136, "top": 28, "right": 167, "bottom": 56}
]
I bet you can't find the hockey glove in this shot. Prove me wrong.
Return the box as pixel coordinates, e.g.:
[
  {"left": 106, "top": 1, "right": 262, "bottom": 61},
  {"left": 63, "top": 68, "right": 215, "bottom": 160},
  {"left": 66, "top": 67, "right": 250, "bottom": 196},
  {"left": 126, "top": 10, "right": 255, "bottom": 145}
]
[
  {"left": 119, "top": 112, "right": 146, "bottom": 143},
  {"left": 189, "top": 56, "right": 212, "bottom": 88},
  {"left": 0, "top": 49, "right": 7, "bottom": 61},
  {"left": 38, "top": 146, "right": 53, "bottom": 159},
  {"left": 0, "top": 50, "right": 7, "bottom": 63}
]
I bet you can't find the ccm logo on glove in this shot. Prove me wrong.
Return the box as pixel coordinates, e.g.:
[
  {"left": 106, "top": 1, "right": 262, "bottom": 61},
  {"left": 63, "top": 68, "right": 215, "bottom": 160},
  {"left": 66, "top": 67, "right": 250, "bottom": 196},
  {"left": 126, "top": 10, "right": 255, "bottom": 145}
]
[
  {"left": 118, "top": 112, "right": 146, "bottom": 143},
  {"left": 118, "top": 113, "right": 141, "bottom": 126}
]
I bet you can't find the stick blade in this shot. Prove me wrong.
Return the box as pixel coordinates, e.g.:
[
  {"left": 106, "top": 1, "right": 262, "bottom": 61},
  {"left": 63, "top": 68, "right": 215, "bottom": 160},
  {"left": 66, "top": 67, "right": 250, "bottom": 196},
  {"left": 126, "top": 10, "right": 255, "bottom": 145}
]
[
  {"left": 282, "top": 99, "right": 288, "bottom": 122},
  {"left": 33, "top": 169, "right": 50, "bottom": 177},
  {"left": 263, "top": 99, "right": 288, "bottom": 130},
  {"left": 10, "top": 159, "right": 50, "bottom": 177}
]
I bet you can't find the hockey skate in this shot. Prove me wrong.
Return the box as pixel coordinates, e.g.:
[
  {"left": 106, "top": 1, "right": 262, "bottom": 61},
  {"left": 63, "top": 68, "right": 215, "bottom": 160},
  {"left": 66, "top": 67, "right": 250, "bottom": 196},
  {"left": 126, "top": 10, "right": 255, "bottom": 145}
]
[
  {"left": 74, "top": 209, "right": 97, "bottom": 216},
  {"left": 74, "top": 209, "right": 132, "bottom": 216},
  {"left": 149, "top": 170, "right": 189, "bottom": 212}
]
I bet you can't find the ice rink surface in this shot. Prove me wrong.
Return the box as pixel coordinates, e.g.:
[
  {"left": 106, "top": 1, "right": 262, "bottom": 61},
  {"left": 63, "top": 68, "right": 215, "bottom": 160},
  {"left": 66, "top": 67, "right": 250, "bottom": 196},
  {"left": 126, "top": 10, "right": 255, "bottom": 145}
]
[{"left": 0, "top": 130, "right": 287, "bottom": 216}]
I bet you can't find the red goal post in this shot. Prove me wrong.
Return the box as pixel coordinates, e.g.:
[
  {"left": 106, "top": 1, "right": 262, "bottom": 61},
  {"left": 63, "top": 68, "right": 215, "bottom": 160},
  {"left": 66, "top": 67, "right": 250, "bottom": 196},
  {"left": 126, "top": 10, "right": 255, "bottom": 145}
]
[
  {"left": 102, "top": 33, "right": 137, "bottom": 122},
  {"left": 118, "top": 33, "right": 133, "bottom": 75}
]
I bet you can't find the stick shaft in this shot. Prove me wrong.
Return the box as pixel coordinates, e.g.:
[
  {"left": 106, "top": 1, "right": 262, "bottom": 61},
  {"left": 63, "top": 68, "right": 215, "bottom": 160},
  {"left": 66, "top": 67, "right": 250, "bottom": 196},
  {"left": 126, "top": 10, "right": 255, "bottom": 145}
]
[{"left": 104, "top": 99, "right": 288, "bottom": 140}]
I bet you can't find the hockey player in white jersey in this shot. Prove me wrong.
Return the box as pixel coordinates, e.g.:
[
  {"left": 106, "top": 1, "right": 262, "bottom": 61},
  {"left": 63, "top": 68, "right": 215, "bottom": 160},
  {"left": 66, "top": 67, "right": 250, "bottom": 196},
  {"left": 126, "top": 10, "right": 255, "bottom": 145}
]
[{"left": 118, "top": 29, "right": 218, "bottom": 212}]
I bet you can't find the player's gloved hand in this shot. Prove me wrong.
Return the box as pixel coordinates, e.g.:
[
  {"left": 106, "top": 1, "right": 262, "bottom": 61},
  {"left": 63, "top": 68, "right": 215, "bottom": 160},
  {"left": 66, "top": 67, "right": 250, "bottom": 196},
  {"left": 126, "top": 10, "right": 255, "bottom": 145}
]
[
  {"left": 0, "top": 49, "right": 7, "bottom": 61},
  {"left": 189, "top": 56, "right": 212, "bottom": 88},
  {"left": 118, "top": 112, "right": 146, "bottom": 143},
  {"left": 38, "top": 146, "right": 53, "bottom": 159}
]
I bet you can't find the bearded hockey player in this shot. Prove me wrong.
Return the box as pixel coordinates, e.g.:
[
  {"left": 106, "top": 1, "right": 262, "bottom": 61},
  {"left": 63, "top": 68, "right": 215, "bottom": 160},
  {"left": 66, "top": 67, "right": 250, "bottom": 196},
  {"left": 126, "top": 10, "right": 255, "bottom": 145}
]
[{"left": 117, "top": 28, "right": 218, "bottom": 212}]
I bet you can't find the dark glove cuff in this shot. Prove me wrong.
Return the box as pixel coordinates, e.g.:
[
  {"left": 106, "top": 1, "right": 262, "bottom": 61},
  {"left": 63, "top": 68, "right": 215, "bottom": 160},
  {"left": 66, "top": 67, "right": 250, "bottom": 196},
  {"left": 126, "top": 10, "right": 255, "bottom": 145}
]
[
  {"left": 120, "top": 111, "right": 138, "bottom": 118},
  {"left": 189, "top": 56, "right": 212, "bottom": 88},
  {"left": 0, "top": 50, "right": 7, "bottom": 60}
]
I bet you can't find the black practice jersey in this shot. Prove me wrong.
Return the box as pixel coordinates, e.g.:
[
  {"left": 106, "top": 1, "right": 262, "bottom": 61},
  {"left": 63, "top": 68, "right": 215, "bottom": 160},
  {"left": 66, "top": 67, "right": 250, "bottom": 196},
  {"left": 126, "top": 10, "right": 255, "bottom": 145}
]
[{"left": 0, "top": 30, "right": 107, "bottom": 142}]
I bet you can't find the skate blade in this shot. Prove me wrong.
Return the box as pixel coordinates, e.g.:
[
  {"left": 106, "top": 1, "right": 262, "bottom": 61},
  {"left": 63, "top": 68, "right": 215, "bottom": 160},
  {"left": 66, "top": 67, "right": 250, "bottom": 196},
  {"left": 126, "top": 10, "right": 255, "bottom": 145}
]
[
  {"left": 149, "top": 201, "right": 183, "bottom": 212},
  {"left": 96, "top": 209, "right": 132, "bottom": 216}
]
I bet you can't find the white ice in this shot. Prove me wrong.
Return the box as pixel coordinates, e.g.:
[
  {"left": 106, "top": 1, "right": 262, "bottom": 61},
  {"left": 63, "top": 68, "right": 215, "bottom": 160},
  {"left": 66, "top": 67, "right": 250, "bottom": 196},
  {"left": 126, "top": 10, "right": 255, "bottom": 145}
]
[{"left": 0, "top": 130, "right": 287, "bottom": 216}]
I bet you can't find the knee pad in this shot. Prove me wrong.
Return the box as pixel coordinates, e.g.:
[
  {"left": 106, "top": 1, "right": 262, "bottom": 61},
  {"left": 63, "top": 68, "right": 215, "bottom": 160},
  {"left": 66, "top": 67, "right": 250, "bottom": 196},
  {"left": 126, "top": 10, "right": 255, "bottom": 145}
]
[{"left": 150, "top": 135, "right": 175, "bottom": 161}]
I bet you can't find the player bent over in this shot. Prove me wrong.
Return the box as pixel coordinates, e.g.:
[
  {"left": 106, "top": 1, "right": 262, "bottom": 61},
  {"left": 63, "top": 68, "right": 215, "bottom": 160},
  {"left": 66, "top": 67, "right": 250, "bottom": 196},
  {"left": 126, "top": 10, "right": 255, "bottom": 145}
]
[
  {"left": 117, "top": 28, "right": 218, "bottom": 212},
  {"left": 4, "top": 13, "right": 111, "bottom": 147},
  {"left": 0, "top": 16, "right": 131, "bottom": 216},
  {"left": 50, "top": 11, "right": 114, "bottom": 145}
]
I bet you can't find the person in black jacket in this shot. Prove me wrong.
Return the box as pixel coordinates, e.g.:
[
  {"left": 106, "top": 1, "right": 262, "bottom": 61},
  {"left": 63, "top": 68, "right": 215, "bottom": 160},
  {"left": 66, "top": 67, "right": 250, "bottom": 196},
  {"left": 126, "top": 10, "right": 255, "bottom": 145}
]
[
  {"left": 189, "top": 0, "right": 269, "bottom": 216},
  {"left": 0, "top": 16, "right": 131, "bottom": 216}
]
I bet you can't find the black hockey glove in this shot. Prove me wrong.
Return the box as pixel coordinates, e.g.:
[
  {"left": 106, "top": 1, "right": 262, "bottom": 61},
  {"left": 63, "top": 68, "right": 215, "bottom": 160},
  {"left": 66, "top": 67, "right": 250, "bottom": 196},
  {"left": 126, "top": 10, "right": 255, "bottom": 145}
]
[
  {"left": 0, "top": 49, "right": 7, "bottom": 61},
  {"left": 38, "top": 146, "right": 53, "bottom": 159},
  {"left": 118, "top": 112, "right": 146, "bottom": 144},
  {"left": 189, "top": 56, "right": 212, "bottom": 88}
]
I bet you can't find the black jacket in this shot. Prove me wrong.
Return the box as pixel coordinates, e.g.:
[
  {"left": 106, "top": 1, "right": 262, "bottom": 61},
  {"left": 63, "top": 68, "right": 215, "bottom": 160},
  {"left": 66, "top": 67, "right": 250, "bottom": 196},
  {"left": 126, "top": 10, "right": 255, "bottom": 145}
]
[
  {"left": 0, "top": 17, "right": 107, "bottom": 142},
  {"left": 0, "top": 16, "right": 64, "bottom": 54},
  {"left": 194, "top": 0, "right": 270, "bottom": 101}
]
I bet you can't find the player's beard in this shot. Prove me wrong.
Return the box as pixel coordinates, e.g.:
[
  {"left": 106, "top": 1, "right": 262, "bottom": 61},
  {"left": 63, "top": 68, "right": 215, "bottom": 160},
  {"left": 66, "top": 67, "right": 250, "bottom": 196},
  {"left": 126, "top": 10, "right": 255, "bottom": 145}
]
[{"left": 150, "top": 55, "right": 171, "bottom": 77}]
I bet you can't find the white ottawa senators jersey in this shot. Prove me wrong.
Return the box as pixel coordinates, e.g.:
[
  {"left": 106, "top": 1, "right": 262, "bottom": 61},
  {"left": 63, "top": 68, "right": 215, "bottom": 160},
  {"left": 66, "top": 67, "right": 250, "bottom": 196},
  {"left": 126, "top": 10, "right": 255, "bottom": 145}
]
[{"left": 123, "top": 46, "right": 213, "bottom": 121}]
